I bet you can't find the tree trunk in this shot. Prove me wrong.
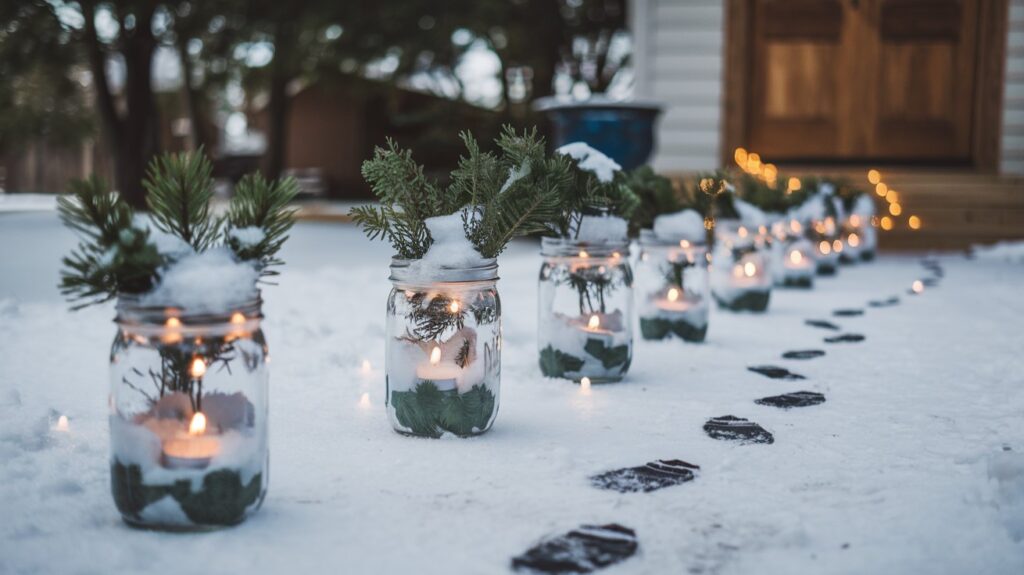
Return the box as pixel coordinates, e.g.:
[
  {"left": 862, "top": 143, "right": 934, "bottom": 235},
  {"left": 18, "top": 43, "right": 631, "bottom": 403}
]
[
  {"left": 264, "top": 42, "right": 292, "bottom": 181},
  {"left": 178, "top": 39, "right": 209, "bottom": 151},
  {"left": 118, "top": 27, "right": 158, "bottom": 209}
]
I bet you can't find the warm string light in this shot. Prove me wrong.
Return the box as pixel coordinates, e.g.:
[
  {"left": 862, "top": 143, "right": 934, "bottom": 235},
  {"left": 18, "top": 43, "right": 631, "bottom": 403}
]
[
  {"left": 880, "top": 216, "right": 894, "bottom": 231},
  {"left": 875, "top": 182, "right": 888, "bottom": 197},
  {"left": 889, "top": 203, "right": 902, "bottom": 216},
  {"left": 908, "top": 215, "right": 922, "bottom": 230},
  {"left": 868, "top": 169, "right": 881, "bottom": 185}
]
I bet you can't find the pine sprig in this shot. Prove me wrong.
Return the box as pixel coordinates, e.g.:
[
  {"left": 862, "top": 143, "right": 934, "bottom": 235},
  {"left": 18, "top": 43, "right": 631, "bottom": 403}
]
[
  {"left": 225, "top": 173, "right": 300, "bottom": 275},
  {"left": 57, "top": 176, "right": 162, "bottom": 308},
  {"left": 552, "top": 148, "right": 640, "bottom": 238},
  {"left": 143, "top": 149, "right": 219, "bottom": 251}
]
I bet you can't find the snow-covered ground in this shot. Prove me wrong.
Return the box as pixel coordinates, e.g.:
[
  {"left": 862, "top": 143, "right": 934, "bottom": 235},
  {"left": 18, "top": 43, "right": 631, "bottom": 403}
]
[{"left": 1, "top": 212, "right": 1022, "bottom": 574}]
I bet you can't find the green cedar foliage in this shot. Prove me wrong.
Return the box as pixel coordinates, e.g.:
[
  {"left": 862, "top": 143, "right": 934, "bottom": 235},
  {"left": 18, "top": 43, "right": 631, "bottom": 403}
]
[
  {"left": 553, "top": 152, "right": 640, "bottom": 239},
  {"left": 624, "top": 166, "right": 681, "bottom": 234},
  {"left": 59, "top": 150, "right": 297, "bottom": 308}
]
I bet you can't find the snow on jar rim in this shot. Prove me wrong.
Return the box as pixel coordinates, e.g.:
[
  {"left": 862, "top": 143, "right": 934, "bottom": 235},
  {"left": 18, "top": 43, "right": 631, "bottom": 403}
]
[
  {"left": 540, "top": 237, "right": 630, "bottom": 259},
  {"left": 389, "top": 257, "right": 499, "bottom": 288},
  {"left": 115, "top": 294, "right": 263, "bottom": 339}
]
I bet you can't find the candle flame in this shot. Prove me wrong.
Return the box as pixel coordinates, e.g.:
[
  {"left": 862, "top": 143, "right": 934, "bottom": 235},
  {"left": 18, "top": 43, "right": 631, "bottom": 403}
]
[
  {"left": 588, "top": 314, "right": 600, "bottom": 329},
  {"left": 667, "top": 287, "right": 680, "bottom": 302},
  {"left": 449, "top": 300, "right": 460, "bottom": 314},
  {"left": 789, "top": 250, "right": 803, "bottom": 265},
  {"left": 848, "top": 233, "right": 860, "bottom": 247},
  {"left": 166, "top": 317, "right": 182, "bottom": 329},
  {"left": 580, "top": 377, "right": 592, "bottom": 394},
  {"left": 190, "top": 357, "right": 207, "bottom": 379},
  {"left": 230, "top": 312, "right": 246, "bottom": 325},
  {"left": 578, "top": 250, "right": 589, "bottom": 259},
  {"left": 430, "top": 346, "right": 442, "bottom": 366},
  {"left": 189, "top": 412, "right": 207, "bottom": 436},
  {"left": 56, "top": 415, "right": 69, "bottom": 432},
  {"left": 679, "top": 240, "right": 690, "bottom": 248},
  {"left": 743, "top": 262, "right": 756, "bottom": 277},
  {"left": 912, "top": 280, "right": 924, "bottom": 294},
  {"left": 819, "top": 240, "right": 832, "bottom": 255}
]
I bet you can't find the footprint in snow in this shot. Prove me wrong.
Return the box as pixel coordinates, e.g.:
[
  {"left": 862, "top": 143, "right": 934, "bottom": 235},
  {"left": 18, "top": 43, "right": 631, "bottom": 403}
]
[
  {"left": 747, "top": 365, "right": 806, "bottom": 380},
  {"left": 511, "top": 524, "right": 639, "bottom": 573},
  {"left": 590, "top": 460, "right": 699, "bottom": 493},
  {"left": 703, "top": 416, "right": 774, "bottom": 444},
  {"left": 755, "top": 391, "right": 826, "bottom": 409},
  {"left": 868, "top": 297, "right": 899, "bottom": 308},
  {"left": 824, "top": 334, "right": 865, "bottom": 343},
  {"left": 805, "top": 319, "right": 841, "bottom": 331},
  {"left": 832, "top": 308, "right": 864, "bottom": 317},
  {"left": 782, "top": 350, "right": 825, "bottom": 360}
]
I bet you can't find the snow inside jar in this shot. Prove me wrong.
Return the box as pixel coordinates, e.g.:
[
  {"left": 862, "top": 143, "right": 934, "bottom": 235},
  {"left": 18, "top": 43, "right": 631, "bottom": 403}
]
[
  {"left": 636, "top": 209, "right": 710, "bottom": 342},
  {"left": 538, "top": 216, "right": 634, "bottom": 383},
  {"left": 810, "top": 215, "right": 842, "bottom": 275},
  {"left": 110, "top": 293, "right": 268, "bottom": 530},
  {"left": 385, "top": 258, "right": 501, "bottom": 438},
  {"left": 711, "top": 221, "right": 772, "bottom": 312},
  {"left": 846, "top": 194, "right": 877, "bottom": 262}
]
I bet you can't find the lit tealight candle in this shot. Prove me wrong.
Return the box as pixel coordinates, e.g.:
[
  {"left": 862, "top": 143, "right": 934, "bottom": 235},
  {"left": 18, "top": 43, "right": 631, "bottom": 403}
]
[
  {"left": 655, "top": 286, "right": 692, "bottom": 313},
  {"left": 580, "top": 313, "right": 615, "bottom": 347},
  {"left": 415, "top": 345, "right": 460, "bottom": 391},
  {"left": 162, "top": 412, "right": 221, "bottom": 469}
]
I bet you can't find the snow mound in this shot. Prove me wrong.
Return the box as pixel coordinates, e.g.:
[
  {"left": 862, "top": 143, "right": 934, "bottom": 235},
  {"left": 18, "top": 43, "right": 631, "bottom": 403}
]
[
  {"left": 229, "top": 226, "right": 265, "bottom": 248},
  {"left": 988, "top": 451, "right": 1024, "bottom": 541},
  {"left": 576, "top": 215, "right": 628, "bottom": 244},
  {"left": 653, "top": 209, "right": 706, "bottom": 242},
  {"left": 141, "top": 247, "right": 259, "bottom": 312},
  {"left": 406, "top": 212, "right": 486, "bottom": 279},
  {"left": 556, "top": 142, "right": 621, "bottom": 183},
  {"left": 972, "top": 241, "right": 1024, "bottom": 263},
  {"left": 733, "top": 198, "right": 767, "bottom": 227},
  {"left": 132, "top": 214, "right": 193, "bottom": 258},
  {"left": 854, "top": 194, "right": 876, "bottom": 218},
  {"left": 499, "top": 161, "right": 532, "bottom": 194}
]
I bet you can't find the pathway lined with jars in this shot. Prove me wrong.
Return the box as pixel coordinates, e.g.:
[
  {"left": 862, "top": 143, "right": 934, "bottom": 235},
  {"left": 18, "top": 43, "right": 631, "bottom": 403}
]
[{"left": 1, "top": 216, "right": 1023, "bottom": 574}]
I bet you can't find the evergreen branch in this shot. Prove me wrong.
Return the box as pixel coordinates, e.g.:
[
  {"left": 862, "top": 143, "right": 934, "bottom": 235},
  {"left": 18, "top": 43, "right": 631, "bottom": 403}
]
[
  {"left": 143, "top": 148, "right": 219, "bottom": 251},
  {"left": 225, "top": 173, "right": 299, "bottom": 274}
]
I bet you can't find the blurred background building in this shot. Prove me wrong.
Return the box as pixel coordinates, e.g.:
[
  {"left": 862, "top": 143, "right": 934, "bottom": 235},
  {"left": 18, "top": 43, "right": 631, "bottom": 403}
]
[{"left": 1, "top": 0, "right": 1022, "bottom": 248}]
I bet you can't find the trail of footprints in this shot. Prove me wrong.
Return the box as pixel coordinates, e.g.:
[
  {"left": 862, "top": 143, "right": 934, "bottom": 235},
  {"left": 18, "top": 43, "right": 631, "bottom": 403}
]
[{"left": 511, "top": 260, "right": 943, "bottom": 573}]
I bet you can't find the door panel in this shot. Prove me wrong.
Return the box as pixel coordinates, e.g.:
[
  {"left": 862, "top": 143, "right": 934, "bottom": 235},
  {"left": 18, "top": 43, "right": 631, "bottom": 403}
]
[{"left": 746, "top": 0, "right": 978, "bottom": 162}]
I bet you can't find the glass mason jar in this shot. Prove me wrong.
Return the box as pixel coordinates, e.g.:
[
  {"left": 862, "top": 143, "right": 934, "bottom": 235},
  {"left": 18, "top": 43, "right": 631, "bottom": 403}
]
[
  {"left": 636, "top": 230, "right": 710, "bottom": 342},
  {"left": 711, "top": 221, "right": 772, "bottom": 312},
  {"left": 538, "top": 237, "right": 633, "bottom": 383},
  {"left": 809, "top": 216, "right": 842, "bottom": 275},
  {"left": 109, "top": 297, "right": 269, "bottom": 531},
  {"left": 770, "top": 219, "right": 815, "bottom": 289},
  {"left": 386, "top": 259, "right": 501, "bottom": 438}
]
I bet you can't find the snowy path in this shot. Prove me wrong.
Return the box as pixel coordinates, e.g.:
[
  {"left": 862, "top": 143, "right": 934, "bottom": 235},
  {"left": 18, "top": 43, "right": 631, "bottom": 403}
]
[{"left": 1, "top": 213, "right": 1023, "bottom": 574}]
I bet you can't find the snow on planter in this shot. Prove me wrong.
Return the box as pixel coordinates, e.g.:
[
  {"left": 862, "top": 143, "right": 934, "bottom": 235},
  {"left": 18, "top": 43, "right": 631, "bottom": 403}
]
[{"left": 57, "top": 153, "right": 297, "bottom": 530}]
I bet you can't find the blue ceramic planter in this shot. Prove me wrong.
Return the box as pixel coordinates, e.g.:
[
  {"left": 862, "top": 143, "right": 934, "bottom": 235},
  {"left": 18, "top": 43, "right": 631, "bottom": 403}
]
[{"left": 535, "top": 97, "right": 663, "bottom": 170}]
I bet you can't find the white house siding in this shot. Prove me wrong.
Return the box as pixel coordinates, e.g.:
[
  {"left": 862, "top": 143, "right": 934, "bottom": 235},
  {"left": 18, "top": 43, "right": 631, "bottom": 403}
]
[
  {"left": 631, "top": 0, "right": 724, "bottom": 172},
  {"left": 1003, "top": 0, "right": 1024, "bottom": 174}
]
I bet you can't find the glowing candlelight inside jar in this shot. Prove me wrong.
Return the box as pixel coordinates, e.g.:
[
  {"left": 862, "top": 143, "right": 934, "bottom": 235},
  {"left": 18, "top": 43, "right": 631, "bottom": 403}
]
[
  {"left": 789, "top": 250, "right": 803, "bottom": 265},
  {"left": 190, "top": 357, "right": 207, "bottom": 379},
  {"left": 848, "top": 233, "right": 860, "bottom": 248},
  {"left": 668, "top": 288, "right": 680, "bottom": 302},
  {"left": 162, "top": 412, "right": 221, "bottom": 469},
  {"left": 588, "top": 314, "right": 600, "bottom": 329},
  {"left": 162, "top": 316, "right": 183, "bottom": 344},
  {"left": 819, "top": 241, "right": 832, "bottom": 255},
  {"left": 578, "top": 250, "right": 589, "bottom": 259},
  {"left": 832, "top": 240, "right": 843, "bottom": 253},
  {"left": 449, "top": 300, "right": 460, "bottom": 314},
  {"left": 230, "top": 312, "right": 245, "bottom": 325},
  {"left": 415, "top": 345, "right": 460, "bottom": 391}
]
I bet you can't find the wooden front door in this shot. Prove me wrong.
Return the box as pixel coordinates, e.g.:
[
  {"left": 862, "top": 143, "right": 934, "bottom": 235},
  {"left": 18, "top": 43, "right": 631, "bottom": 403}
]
[{"left": 746, "top": 0, "right": 979, "bottom": 162}]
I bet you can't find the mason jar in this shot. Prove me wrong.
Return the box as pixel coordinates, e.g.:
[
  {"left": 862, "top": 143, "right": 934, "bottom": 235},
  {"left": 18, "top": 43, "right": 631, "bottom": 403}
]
[
  {"left": 386, "top": 259, "right": 501, "bottom": 438},
  {"left": 711, "top": 221, "right": 772, "bottom": 312},
  {"left": 538, "top": 237, "right": 633, "bottom": 383},
  {"left": 770, "top": 219, "right": 815, "bottom": 288},
  {"left": 809, "top": 216, "right": 842, "bottom": 275},
  {"left": 109, "top": 296, "right": 269, "bottom": 530},
  {"left": 636, "top": 230, "right": 710, "bottom": 342}
]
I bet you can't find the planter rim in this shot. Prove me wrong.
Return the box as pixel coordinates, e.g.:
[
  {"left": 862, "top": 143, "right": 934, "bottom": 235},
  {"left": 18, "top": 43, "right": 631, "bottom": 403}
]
[{"left": 532, "top": 95, "right": 663, "bottom": 113}]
